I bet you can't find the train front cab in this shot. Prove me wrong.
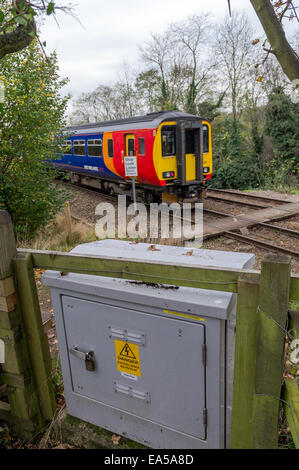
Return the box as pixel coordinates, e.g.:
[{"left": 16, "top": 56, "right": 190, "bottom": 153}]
[{"left": 153, "top": 119, "right": 212, "bottom": 200}]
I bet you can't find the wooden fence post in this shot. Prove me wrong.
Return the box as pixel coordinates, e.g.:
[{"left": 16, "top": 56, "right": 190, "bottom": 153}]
[
  {"left": 252, "top": 254, "right": 291, "bottom": 449},
  {"left": 230, "top": 273, "right": 260, "bottom": 448},
  {"left": 13, "top": 252, "right": 56, "bottom": 421},
  {"left": 64, "top": 202, "right": 73, "bottom": 243},
  {"left": 0, "top": 211, "right": 43, "bottom": 438}
]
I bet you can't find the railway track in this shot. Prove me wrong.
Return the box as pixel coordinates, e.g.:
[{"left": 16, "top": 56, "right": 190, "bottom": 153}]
[
  {"left": 204, "top": 207, "right": 299, "bottom": 260},
  {"left": 59, "top": 180, "right": 299, "bottom": 260},
  {"left": 58, "top": 180, "right": 117, "bottom": 204},
  {"left": 207, "top": 188, "right": 294, "bottom": 206}
]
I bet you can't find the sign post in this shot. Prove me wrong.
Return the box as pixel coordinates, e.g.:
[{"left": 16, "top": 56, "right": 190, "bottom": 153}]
[{"left": 124, "top": 156, "right": 138, "bottom": 214}]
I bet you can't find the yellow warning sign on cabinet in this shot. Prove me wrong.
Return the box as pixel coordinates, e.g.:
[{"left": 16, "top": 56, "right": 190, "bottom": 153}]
[{"left": 114, "top": 340, "right": 141, "bottom": 377}]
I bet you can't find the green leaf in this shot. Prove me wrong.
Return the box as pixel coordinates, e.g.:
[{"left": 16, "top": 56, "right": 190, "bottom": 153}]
[
  {"left": 28, "top": 31, "right": 36, "bottom": 38},
  {"left": 18, "top": 1, "right": 26, "bottom": 12},
  {"left": 24, "top": 12, "right": 35, "bottom": 21},
  {"left": 0, "top": 11, "right": 4, "bottom": 23},
  {"left": 46, "top": 2, "right": 55, "bottom": 15},
  {"left": 15, "top": 16, "right": 28, "bottom": 26}
]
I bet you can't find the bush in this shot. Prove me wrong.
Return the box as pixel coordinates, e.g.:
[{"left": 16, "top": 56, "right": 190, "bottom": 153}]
[
  {"left": 211, "top": 155, "right": 260, "bottom": 189},
  {"left": 0, "top": 163, "right": 67, "bottom": 240},
  {"left": 0, "top": 41, "right": 69, "bottom": 240},
  {"left": 211, "top": 115, "right": 260, "bottom": 189},
  {"left": 264, "top": 87, "right": 298, "bottom": 172}
]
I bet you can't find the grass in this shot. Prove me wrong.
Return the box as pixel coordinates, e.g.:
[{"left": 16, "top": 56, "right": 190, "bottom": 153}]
[
  {"left": 244, "top": 187, "right": 299, "bottom": 196},
  {"left": 20, "top": 212, "right": 97, "bottom": 252}
]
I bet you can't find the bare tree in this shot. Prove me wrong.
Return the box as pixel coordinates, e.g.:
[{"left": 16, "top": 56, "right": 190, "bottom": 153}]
[
  {"left": 140, "top": 31, "right": 174, "bottom": 109},
  {"left": 170, "top": 14, "right": 214, "bottom": 114},
  {"left": 114, "top": 62, "right": 140, "bottom": 118},
  {"left": 69, "top": 64, "right": 142, "bottom": 125},
  {"left": 215, "top": 12, "right": 255, "bottom": 123},
  {"left": 140, "top": 15, "right": 214, "bottom": 113},
  {"left": 70, "top": 86, "right": 116, "bottom": 124}
]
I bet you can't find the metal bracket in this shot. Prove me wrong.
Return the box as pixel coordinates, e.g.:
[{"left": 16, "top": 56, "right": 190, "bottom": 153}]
[{"left": 70, "top": 346, "right": 95, "bottom": 372}]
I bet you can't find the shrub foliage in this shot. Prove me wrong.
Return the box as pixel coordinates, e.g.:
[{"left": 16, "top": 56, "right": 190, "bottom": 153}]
[{"left": 0, "top": 41, "right": 69, "bottom": 239}]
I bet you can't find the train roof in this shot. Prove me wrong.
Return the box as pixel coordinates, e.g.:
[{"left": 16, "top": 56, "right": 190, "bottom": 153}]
[{"left": 65, "top": 111, "right": 207, "bottom": 135}]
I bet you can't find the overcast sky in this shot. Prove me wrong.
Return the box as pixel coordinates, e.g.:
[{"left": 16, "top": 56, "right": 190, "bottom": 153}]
[{"left": 40, "top": 0, "right": 296, "bottom": 100}]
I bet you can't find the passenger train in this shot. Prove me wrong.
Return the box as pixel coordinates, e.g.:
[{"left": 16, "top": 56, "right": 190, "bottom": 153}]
[{"left": 53, "top": 111, "right": 213, "bottom": 203}]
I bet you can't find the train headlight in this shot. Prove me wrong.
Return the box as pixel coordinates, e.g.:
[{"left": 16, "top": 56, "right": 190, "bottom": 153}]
[
  {"left": 203, "top": 167, "right": 210, "bottom": 174},
  {"left": 163, "top": 171, "right": 175, "bottom": 179}
]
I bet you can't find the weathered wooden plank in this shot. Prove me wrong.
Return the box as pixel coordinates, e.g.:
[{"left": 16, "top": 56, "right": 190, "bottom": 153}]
[
  {"left": 18, "top": 248, "right": 256, "bottom": 294},
  {"left": 289, "top": 310, "right": 299, "bottom": 334},
  {"left": 230, "top": 273, "right": 260, "bottom": 449},
  {"left": 0, "top": 408, "right": 35, "bottom": 433},
  {"left": 252, "top": 254, "right": 291, "bottom": 449},
  {"left": 0, "top": 371, "right": 28, "bottom": 389},
  {"left": 285, "top": 310, "right": 299, "bottom": 448},
  {"left": 0, "top": 307, "right": 21, "bottom": 330},
  {"left": 0, "top": 211, "right": 43, "bottom": 435},
  {"left": 290, "top": 275, "right": 299, "bottom": 302},
  {"left": 0, "top": 211, "right": 17, "bottom": 279},
  {"left": 0, "top": 400, "right": 10, "bottom": 412},
  {"left": 13, "top": 252, "right": 56, "bottom": 421},
  {"left": 18, "top": 248, "right": 299, "bottom": 301},
  {"left": 204, "top": 201, "right": 299, "bottom": 239},
  {"left": 283, "top": 379, "right": 299, "bottom": 449},
  {"left": 0, "top": 277, "right": 15, "bottom": 297},
  {"left": 0, "top": 327, "right": 30, "bottom": 375},
  {"left": 0, "top": 293, "right": 17, "bottom": 313}
]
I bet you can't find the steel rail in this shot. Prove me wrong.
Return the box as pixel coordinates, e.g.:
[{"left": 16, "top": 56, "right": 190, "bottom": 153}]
[
  {"left": 203, "top": 208, "right": 299, "bottom": 232},
  {"left": 206, "top": 193, "right": 274, "bottom": 209},
  {"left": 224, "top": 231, "right": 299, "bottom": 260},
  {"left": 207, "top": 188, "right": 294, "bottom": 205}
]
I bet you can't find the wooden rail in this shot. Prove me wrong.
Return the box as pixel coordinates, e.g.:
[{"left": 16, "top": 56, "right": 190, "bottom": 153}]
[
  {"left": 0, "top": 210, "right": 298, "bottom": 447},
  {"left": 17, "top": 248, "right": 299, "bottom": 301}
]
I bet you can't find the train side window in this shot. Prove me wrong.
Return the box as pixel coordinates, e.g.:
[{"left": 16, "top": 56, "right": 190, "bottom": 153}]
[
  {"left": 138, "top": 138, "right": 145, "bottom": 156},
  {"left": 88, "top": 139, "right": 103, "bottom": 157},
  {"left": 62, "top": 140, "right": 72, "bottom": 155},
  {"left": 127, "top": 138, "right": 135, "bottom": 156},
  {"left": 108, "top": 139, "right": 114, "bottom": 158},
  {"left": 203, "top": 125, "right": 209, "bottom": 153},
  {"left": 162, "top": 126, "right": 176, "bottom": 157},
  {"left": 74, "top": 140, "right": 86, "bottom": 156}
]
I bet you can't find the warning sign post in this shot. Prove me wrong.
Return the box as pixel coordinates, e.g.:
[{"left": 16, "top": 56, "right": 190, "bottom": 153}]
[{"left": 124, "top": 156, "right": 138, "bottom": 214}]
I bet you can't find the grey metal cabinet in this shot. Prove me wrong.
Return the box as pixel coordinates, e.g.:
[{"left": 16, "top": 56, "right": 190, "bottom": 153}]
[{"left": 43, "top": 240, "right": 254, "bottom": 449}]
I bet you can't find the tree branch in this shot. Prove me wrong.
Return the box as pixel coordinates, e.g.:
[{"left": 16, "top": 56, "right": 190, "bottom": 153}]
[
  {"left": 0, "top": 22, "right": 36, "bottom": 60},
  {"left": 250, "top": 0, "right": 299, "bottom": 81}
]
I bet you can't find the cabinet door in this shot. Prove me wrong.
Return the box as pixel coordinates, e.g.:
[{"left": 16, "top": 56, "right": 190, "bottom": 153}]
[{"left": 62, "top": 295, "right": 206, "bottom": 439}]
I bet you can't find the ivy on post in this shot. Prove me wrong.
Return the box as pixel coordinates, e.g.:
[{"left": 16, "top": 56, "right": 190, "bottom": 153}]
[
  {"left": 252, "top": 254, "right": 291, "bottom": 449},
  {"left": 0, "top": 210, "right": 43, "bottom": 438}
]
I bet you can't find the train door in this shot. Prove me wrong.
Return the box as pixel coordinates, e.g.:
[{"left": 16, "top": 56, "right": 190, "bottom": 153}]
[
  {"left": 176, "top": 121, "right": 203, "bottom": 185},
  {"left": 185, "top": 129, "right": 197, "bottom": 182},
  {"left": 125, "top": 134, "right": 136, "bottom": 156}
]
